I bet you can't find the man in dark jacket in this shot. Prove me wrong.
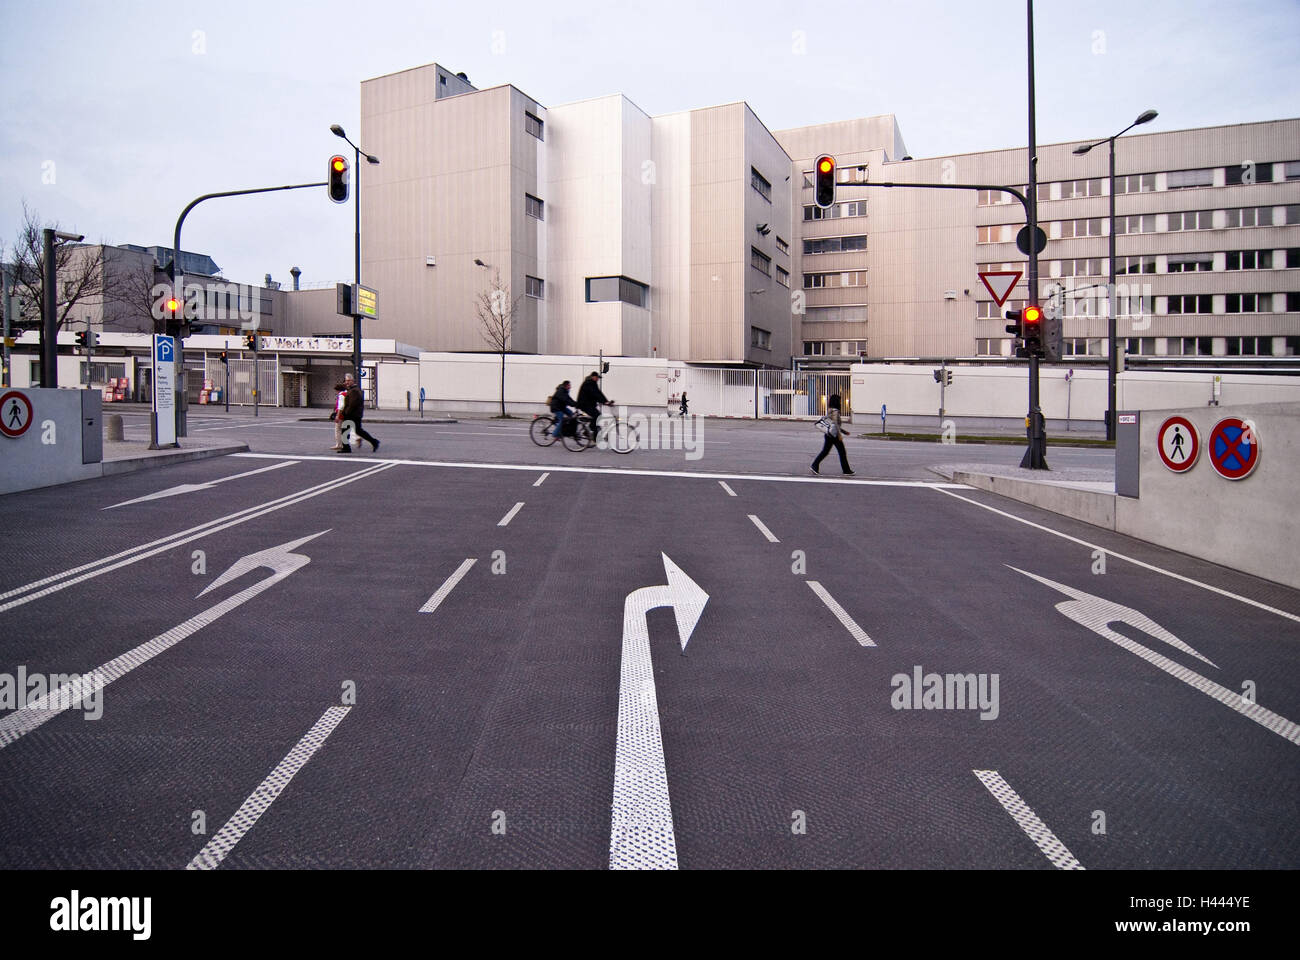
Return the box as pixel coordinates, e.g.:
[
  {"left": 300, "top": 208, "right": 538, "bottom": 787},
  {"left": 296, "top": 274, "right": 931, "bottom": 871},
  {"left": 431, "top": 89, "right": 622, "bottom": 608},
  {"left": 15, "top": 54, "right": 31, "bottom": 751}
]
[
  {"left": 575, "top": 371, "right": 612, "bottom": 443},
  {"left": 341, "top": 374, "right": 380, "bottom": 453}
]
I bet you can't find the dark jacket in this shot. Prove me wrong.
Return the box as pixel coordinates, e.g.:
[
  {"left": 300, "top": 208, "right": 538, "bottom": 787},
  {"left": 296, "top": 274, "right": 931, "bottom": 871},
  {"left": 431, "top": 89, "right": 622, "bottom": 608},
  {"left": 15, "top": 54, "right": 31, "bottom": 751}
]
[
  {"left": 342, "top": 384, "right": 365, "bottom": 422},
  {"left": 550, "top": 385, "right": 574, "bottom": 413},
  {"left": 575, "top": 377, "right": 609, "bottom": 415}
]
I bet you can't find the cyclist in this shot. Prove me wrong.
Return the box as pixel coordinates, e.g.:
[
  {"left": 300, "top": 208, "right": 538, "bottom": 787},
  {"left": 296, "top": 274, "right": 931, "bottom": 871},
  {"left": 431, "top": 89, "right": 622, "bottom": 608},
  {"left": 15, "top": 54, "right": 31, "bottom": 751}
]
[
  {"left": 576, "top": 371, "right": 613, "bottom": 444},
  {"left": 550, "top": 380, "right": 577, "bottom": 439}
]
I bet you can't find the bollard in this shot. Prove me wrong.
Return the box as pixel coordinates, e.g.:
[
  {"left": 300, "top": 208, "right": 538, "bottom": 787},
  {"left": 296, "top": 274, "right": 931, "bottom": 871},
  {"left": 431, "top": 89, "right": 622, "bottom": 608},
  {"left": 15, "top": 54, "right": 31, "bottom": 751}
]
[{"left": 105, "top": 414, "right": 124, "bottom": 442}]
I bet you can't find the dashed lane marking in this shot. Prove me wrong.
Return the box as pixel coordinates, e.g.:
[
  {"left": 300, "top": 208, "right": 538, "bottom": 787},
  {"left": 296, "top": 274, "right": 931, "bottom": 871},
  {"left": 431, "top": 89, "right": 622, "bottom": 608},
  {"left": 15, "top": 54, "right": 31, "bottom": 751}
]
[
  {"left": 718, "top": 481, "right": 736, "bottom": 497},
  {"left": 748, "top": 515, "right": 779, "bottom": 543},
  {"left": 533, "top": 472, "right": 549, "bottom": 487},
  {"left": 498, "top": 502, "right": 525, "bottom": 527},
  {"left": 973, "top": 770, "right": 1084, "bottom": 870},
  {"left": 419, "top": 559, "right": 477, "bottom": 614},
  {"left": 806, "top": 581, "right": 874, "bottom": 647}
]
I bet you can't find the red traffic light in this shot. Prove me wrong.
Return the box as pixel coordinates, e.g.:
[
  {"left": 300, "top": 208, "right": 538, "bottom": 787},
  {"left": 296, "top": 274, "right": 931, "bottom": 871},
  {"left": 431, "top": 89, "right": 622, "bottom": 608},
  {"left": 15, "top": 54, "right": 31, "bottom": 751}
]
[
  {"left": 1023, "top": 305, "right": 1043, "bottom": 325},
  {"left": 165, "top": 297, "right": 180, "bottom": 313},
  {"left": 328, "top": 154, "right": 350, "bottom": 204},
  {"left": 814, "top": 154, "right": 836, "bottom": 209},
  {"left": 331, "top": 156, "right": 346, "bottom": 172}
]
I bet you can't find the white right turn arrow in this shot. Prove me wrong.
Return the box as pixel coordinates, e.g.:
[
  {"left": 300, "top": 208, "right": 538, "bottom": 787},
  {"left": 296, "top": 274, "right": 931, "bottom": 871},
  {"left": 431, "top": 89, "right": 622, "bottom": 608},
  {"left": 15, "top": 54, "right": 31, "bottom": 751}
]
[{"left": 609, "top": 553, "right": 709, "bottom": 870}]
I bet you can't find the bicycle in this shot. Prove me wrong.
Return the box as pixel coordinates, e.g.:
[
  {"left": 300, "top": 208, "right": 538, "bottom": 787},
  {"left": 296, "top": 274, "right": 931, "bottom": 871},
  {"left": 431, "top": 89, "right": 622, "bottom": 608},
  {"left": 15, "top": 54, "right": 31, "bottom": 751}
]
[
  {"left": 530, "top": 411, "right": 596, "bottom": 451},
  {"left": 594, "top": 405, "right": 638, "bottom": 454}
]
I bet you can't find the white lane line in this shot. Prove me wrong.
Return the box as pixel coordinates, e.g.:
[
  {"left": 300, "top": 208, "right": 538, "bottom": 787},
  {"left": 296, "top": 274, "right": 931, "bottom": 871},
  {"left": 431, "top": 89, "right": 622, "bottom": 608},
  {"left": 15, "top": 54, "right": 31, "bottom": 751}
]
[
  {"left": 806, "top": 581, "right": 875, "bottom": 647},
  {"left": 933, "top": 487, "right": 1300, "bottom": 625},
  {"left": 419, "top": 559, "right": 477, "bottom": 614},
  {"left": 187, "top": 706, "right": 351, "bottom": 870},
  {"left": 0, "top": 464, "right": 394, "bottom": 614},
  {"left": 232, "top": 453, "right": 972, "bottom": 489},
  {"left": 533, "top": 472, "right": 549, "bottom": 487},
  {"left": 748, "top": 514, "right": 779, "bottom": 543},
  {"left": 0, "top": 530, "right": 328, "bottom": 749},
  {"left": 190, "top": 418, "right": 302, "bottom": 432},
  {"left": 718, "top": 481, "right": 736, "bottom": 497},
  {"left": 973, "top": 770, "right": 1084, "bottom": 870},
  {"left": 498, "top": 502, "right": 525, "bottom": 527}
]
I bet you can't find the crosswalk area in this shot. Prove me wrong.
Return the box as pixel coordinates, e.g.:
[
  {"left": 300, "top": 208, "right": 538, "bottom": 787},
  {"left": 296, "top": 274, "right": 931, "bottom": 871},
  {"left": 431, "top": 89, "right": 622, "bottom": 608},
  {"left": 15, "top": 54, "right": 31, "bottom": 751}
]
[{"left": 1, "top": 452, "right": 1297, "bottom": 870}]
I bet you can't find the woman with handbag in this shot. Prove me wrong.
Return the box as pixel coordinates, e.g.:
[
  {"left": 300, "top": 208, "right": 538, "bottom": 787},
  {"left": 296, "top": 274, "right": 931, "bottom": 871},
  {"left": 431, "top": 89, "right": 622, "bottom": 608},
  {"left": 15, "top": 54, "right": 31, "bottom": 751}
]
[{"left": 811, "top": 394, "right": 854, "bottom": 475}]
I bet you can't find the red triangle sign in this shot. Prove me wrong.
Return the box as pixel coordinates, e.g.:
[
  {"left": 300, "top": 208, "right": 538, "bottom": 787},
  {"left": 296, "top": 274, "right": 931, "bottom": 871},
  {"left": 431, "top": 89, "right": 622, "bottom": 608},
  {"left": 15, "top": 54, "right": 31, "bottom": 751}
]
[{"left": 978, "top": 270, "right": 1022, "bottom": 307}]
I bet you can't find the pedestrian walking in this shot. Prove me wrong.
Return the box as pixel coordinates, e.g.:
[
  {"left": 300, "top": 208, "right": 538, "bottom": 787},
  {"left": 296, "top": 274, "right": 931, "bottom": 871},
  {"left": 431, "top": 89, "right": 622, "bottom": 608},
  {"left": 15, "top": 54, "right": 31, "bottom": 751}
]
[
  {"left": 330, "top": 381, "right": 349, "bottom": 452},
  {"left": 678, "top": 391, "right": 688, "bottom": 417},
  {"left": 342, "top": 373, "right": 380, "bottom": 453},
  {"left": 811, "top": 394, "right": 854, "bottom": 476}
]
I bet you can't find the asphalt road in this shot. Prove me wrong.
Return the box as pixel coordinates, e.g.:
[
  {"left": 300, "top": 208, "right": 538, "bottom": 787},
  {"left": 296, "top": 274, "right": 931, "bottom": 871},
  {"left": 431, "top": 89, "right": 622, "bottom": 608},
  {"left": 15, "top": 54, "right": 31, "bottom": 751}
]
[{"left": 1, "top": 411, "right": 1296, "bottom": 870}]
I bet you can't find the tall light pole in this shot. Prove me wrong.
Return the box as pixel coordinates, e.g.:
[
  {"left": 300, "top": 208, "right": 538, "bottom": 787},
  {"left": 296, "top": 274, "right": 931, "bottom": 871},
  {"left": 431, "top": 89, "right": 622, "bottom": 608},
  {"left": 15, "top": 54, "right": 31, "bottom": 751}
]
[
  {"left": 1073, "top": 108, "right": 1158, "bottom": 441},
  {"left": 331, "top": 124, "right": 380, "bottom": 388}
]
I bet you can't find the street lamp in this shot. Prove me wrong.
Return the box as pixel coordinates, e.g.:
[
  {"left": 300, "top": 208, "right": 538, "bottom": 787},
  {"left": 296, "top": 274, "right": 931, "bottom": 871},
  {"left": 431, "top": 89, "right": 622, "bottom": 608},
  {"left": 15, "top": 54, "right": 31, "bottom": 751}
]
[
  {"left": 1073, "top": 108, "right": 1158, "bottom": 441},
  {"left": 330, "top": 123, "right": 380, "bottom": 388}
]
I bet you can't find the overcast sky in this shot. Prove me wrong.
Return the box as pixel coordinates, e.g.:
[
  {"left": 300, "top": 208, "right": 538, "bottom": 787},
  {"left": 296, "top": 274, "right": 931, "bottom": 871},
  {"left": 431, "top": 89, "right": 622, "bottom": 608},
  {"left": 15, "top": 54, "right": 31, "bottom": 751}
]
[{"left": 2, "top": 0, "right": 1297, "bottom": 285}]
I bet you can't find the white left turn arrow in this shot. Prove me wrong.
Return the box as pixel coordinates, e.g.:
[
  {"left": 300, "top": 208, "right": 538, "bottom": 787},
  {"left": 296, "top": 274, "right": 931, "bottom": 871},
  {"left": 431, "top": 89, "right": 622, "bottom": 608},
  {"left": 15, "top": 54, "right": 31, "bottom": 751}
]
[
  {"left": 1010, "top": 566, "right": 1300, "bottom": 746},
  {"left": 609, "top": 553, "right": 708, "bottom": 871},
  {"left": 0, "top": 530, "right": 330, "bottom": 750},
  {"left": 103, "top": 461, "right": 296, "bottom": 509}
]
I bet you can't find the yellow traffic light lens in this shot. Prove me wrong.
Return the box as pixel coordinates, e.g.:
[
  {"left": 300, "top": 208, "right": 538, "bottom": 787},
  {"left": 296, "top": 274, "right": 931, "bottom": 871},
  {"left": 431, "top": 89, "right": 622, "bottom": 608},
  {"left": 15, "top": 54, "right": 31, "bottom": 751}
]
[
  {"left": 166, "top": 298, "right": 179, "bottom": 311},
  {"left": 1024, "top": 306, "right": 1042, "bottom": 323},
  {"left": 332, "top": 158, "right": 346, "bottom": 172},
  {"left": 818, "top": 158, "right": 833, "bottom": 173}
]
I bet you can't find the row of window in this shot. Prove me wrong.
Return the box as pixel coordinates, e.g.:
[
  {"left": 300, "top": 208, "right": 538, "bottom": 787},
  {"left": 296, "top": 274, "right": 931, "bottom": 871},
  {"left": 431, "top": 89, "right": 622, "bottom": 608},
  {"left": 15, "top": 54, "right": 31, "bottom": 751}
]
[
  {"left": 803, "top": 200, "right": 867, "bottom": 221},
  {"left": 803, "top": 306, "right": 868, "bottom": 323},
  {"left": 801, "top": 340, "right": 868, "bottom": 356},
  {"left": 749, "top": 248, "right": 793, "bottom": 286},
  {"left": 801, "top": 166, "right": 868, "bottom": 188},
  {"left": 979, "top": 162, "right": 1300, "bottom": 206},
  {"left": 976, "top": 335, "right": 1300, "bottom": 357},
  {"left": 803, "top": 234, "right": 867, "bottom": 255},
  {"left": 979, "top": 204, "right": 1300, "bottom": 242},
  {"left": 976, "top": 291, "right": 1300, "bottom": 318},
  {"left": 986, "top": 249, "right": 1300, "bottom": 279},
  {"left": 804, "top": 270, "right": 868, "bottom": 289},
  {"left": 750, "top": 326, "right": 771, "bottom": 350}
]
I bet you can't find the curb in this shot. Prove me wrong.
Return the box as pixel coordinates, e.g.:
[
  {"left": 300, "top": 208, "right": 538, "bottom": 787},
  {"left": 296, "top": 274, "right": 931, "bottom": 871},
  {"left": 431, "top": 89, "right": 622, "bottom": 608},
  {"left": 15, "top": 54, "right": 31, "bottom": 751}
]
[
  {"left": 102, "top": 443, "right": 250, "bottom": 476},
  {"left": 297, "top": 418, "right": 459, "bottom": 425}
]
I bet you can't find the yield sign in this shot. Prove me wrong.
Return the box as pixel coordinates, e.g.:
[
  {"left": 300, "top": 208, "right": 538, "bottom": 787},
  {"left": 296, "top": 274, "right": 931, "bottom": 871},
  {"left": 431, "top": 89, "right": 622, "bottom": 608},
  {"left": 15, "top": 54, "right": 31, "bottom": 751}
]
[{"left": 978, "top": 270, "right": 1022, "bottom": 307}]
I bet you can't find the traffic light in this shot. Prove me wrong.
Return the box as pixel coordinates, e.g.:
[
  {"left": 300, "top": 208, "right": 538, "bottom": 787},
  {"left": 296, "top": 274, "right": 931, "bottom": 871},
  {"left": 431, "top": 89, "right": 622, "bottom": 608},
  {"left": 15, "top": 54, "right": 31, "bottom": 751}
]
[
  {"left": 88, "top": 331, "right": 98, "bottom": 348},
  {"left": 1022, "top": 304, "right": 1043, "bottom": 356},
  {"left": 944, "top": 369, "right": 953, "bottom": 386},
  {"left": 328, "top": 154, "right": 350, "bottom": 204},
  {"left": 814, "top": 154, "right": 836, "bottom": 209},
  {"left": 244, "top": 332, "right": 258, "bottom": 351},
  {"left": 933, "top": 368, "right": 942, "bottom": 383},
  {"left": 1041, "top": 302, "right": 1063, "bottom": 362},
  {"left": 75, "top": 330, "right": 87, "bottom": 348},
  {"left": 219, "top": 350, "right": 229, "bottom": 364}
]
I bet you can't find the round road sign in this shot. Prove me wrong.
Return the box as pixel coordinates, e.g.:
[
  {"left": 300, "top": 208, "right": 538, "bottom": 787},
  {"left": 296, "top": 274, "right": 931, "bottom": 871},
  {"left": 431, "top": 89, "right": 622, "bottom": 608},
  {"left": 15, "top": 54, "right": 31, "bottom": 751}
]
[
  {"left": 1156, "top": 415, "right": 1199, "bottom": 473},
  {"left": 1208, "top": 417, "right": 1260, "bottom": 480},
  {"left": 0, "top": 390, "right": 33, "bottom": 438}
]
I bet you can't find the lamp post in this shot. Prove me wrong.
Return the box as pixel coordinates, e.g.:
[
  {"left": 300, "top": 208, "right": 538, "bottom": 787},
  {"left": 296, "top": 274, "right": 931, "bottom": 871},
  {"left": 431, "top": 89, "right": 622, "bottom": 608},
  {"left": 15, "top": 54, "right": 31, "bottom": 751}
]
[
  {"left": 1073, "top": 108, "right": 1158, "bottom": 441},
  {"left": 330, "top": 124, "right": 380, "bottom": 389}
]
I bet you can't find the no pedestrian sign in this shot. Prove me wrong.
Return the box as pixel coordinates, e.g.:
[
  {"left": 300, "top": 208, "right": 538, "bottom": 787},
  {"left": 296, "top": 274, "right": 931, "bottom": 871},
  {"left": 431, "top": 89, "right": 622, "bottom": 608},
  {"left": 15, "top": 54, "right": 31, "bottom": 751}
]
[
  {"left": 1208, "top": 417, "right": 1260, "bottom": 480},
  {"left": 0, "top": 390, "right": 34, "bottom": 438},
  {"left": 1156, "top": 416, "right": 1199, "bottom": 473}
]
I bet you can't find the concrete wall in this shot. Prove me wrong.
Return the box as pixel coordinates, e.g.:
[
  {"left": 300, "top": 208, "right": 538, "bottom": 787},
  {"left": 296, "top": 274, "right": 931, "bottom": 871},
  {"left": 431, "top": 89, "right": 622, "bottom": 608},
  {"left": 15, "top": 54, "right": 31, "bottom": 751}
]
[
  {"left": 1116, "top": 401, "right": 1300, "bottom": 589},
  {"left": 0, "top": 388, "right": 102, "bottom": 495},
  {"left": 848, "top": 362, "right": 1300, "bottom": 424}
]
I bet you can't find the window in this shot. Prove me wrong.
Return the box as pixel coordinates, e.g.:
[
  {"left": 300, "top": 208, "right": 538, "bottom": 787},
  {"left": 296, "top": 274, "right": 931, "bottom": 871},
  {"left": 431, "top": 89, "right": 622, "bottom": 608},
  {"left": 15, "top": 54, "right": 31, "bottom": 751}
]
[
  {"left": 1286, "top": 162, "right": 1300, "bottom": 181},
  {"left": 1225, "top": 162, "right": 1272, "bottom": 185},
  {"left": 1226, "top": 293, "right": 1262, "bottom": 313},
  {"left": 1289, "top": 292, "right": 1300, "bottom": 312},
  {"left": 977, "top": 224, "right": 1014, "bottom": 244},
  {"left": 1124, "top": 337, "right": 1157, "bottom": 355},
  {"left": 1056, "top": 177, "right": 1104, "bottom": 199},
  {"left": 1116, "top": 255, "right": 1156, "bottom": 275},
  {"left": 1226, "top": 250, "right": 1272, "bottom": 270},
  {"left": 776, "top": 236, "right": 789, "bottom": 255},
  {"left": 750, "top": 247, "right": 771, "bottom": 276},
  {"left": 1167, "top": 168, "right": 1214, "bottom": 189},
  {"left": 803, "top": 200, "right": 867, "bottom": 220},
  {"left": 750, "top": 167, "right": 771, "bottom": 202},
  {"left": 803, "top": 271, "right": 867, "bottom": 289},
  {"left": 1167, "top": 294, "right": 1214, "bottom": 314},
  {"left": 803, "top": 341, "right": 825, "bottom": 355},
  {"left": 978, "top": 189, "right": 1016, "bottom": 205},
  {"left": 803, "top": 235, "right": 868, "bottom": 254},
  {"left": 775, "top": 266, "right": 790, "bottom": 288},
  {"left": 525, "top": 112, "right": 544, "bottom": 140},
  {"left": 1171, "top": 336, "right": 1215, "bottom": 356},
  {"left": 1167, "top": 253, "right": 1214, "bottom": 272},
  {"left": 525, "top": 194, "right": 544, "bottom": 220},
  {"left": 1167, "top": 210, "right": 1213, "bottom": 231},
  {"left": 1115, "top": 214, "right": 1156, "bottom": 234},
  {"left": 1057, "top": 218, "right": 1103, "bottom": 238},
  {"left": 1288, "top": 204, "right": 1300, "bottom": 225},
  {"left": 1226, "top": 336, "right": 1272, "bottom": 356},
  {"left": 1225, "top": 206, "right": 1272, "bottom": 228},
  {"left": 804, "top": 306, "right": 867, "bottom": 323},
  {"left": 1288, "top": 248, "right": 1300, "bottom": 268},
  {"left": 976, "top": 338, "right": 1010, "bottom": 356},
  {"left": 525, "top": 276, "right": 544, "bottom": 299},
  {"left": 1115, "top": 173, "right": 1156, "bottom": 194},
  {"left": 585, "top": 275, "right": 648, "bottom": 308},
  {"left": 750, "top": 326, "right": 771, "bottom": 350}
]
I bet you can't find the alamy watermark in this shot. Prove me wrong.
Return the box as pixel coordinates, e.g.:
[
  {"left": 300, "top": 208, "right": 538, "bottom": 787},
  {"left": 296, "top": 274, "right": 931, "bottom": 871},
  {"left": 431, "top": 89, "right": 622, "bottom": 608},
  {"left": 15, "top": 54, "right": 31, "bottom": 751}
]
[
  {"left": 595, "top": 409, "right": 704, "bottom": 460},
  {"left": 0, "top": 666, "right": 104, "bottom": 720},
  {"left": 891, "top": 665, "right": 999, "bottom": 720},
  {"left": 150, "top": 280, "right": 261, "bottom": 326}
]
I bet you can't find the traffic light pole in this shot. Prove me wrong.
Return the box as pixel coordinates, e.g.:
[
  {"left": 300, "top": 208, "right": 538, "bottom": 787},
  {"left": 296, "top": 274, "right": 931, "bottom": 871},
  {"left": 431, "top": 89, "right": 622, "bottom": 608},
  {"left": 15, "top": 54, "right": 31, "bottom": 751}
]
[
  {"left": 1021, "top": 0, "right": 1047, "bottom": 470},
  {"left": 172, "top": 181, "right": 325, "bottom": 439}
]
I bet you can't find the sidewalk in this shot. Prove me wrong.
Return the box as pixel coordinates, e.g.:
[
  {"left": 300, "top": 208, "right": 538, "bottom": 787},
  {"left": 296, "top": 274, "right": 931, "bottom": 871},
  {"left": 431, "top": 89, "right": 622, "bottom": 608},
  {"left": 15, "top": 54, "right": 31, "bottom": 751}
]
[{"left": 102, "top": 435, "right": 249, "bottom": 475}]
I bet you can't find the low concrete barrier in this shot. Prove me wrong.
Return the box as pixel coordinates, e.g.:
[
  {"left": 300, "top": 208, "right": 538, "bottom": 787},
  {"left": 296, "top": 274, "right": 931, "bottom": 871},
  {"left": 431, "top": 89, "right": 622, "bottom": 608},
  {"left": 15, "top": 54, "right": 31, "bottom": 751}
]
[{"left": 0, "top": 388, "right": 103, "bottom": 495}]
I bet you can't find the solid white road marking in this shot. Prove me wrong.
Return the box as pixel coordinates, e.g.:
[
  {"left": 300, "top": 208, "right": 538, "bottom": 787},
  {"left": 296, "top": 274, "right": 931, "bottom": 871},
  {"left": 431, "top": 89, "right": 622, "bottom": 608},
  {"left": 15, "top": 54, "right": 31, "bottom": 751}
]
[
  {"left": 973, "top": 770, "right": 1084, "bottom": 870},
  {"left": 611, "top": 554, "right": 709, "bottom": 870},
  {"left": 187, "top": 706, "right": 351, "bottom": 870},
  {"left": 419, "top": 559, "right": 477, "bottom": 614},
  {"left": 932, "top": 486, "right": 1300, "bottom": 625},
  {"left": 232, "top": 452, "right": 972, "bottom": 489},
  {"left": 103, "top": 460, "right": 297, "bottom": 509},
  {"left": 1011, "top": 566, "right": 1300, "bottom": 745},
  {"left": 0, "top": 532, "right": 327, "bottom": 749},
  {"left": 497, "top": 502, "right": 525, "bottom": 527},
  {"left": 748, "top": 514, "right": 779, "bottom": 542},
  {"left": 533, "top": 472, "right": 549, "bottom": 487},
  {"left": 806, "top": 581, "right": 875, "bottom": 647},
  {"left": 190, "top": 418, "right": 302, "bottom": 432},
  {"left": 718, "top": 481, "right": 736, "bottom": 497},
  {"left": 0, "top": 465, "right": 392, "bottom": 614}
]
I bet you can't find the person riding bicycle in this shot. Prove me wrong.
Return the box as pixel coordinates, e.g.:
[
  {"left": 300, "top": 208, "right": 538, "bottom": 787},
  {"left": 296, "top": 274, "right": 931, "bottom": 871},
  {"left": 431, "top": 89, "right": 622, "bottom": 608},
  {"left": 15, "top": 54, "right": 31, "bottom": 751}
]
[
  {"left": 576, "top": 371, "right": 613, "bottom": 444},
  {"left": 551, "top": 380, "right": 577, "bottom": 438}
]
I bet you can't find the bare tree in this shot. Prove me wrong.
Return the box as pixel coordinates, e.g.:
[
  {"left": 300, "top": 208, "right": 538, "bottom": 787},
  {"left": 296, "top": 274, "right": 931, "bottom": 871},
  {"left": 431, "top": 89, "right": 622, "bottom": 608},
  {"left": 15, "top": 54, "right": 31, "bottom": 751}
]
[
  {"left": 6, "top": 202, "right": 105, "bottom": 334},
  {"left": 475, "top": 270, "right": 522, "bottom": 418},
  {"left": 103, "top": 247, "right": 167, "bottom": 333}
]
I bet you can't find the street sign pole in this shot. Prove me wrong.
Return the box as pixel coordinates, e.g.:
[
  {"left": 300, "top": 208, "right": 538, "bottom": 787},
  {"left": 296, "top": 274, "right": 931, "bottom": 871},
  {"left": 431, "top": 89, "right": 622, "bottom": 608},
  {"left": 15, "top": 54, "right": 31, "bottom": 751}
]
[{"left": 1020, "top": 0, "right": 1048, "bottom": 470}]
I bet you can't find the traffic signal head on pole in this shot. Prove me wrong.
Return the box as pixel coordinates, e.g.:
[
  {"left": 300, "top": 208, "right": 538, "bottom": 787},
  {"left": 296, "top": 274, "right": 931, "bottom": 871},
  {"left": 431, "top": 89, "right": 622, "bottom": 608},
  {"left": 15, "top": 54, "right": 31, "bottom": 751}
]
[
  {"left": 219, "top": 350, "right": 229, "bottom": 364},
  {"left": 814, "top": 154, "right": 836, "bottom": 209},
  {"left": 244, "top": 332, "right": 258, "bottom": 351},
  {"left": 328, "top": 154, "right": 350, "bottom": 204},
  {"left": 1023, "top": 304, "right": 1043, "bottom": 356},
  {"left": 75, "top": 330, "right": 87, "bottom": 348},
  {"left": 88, "top": 331, "right": 98, "bottom": 348}
]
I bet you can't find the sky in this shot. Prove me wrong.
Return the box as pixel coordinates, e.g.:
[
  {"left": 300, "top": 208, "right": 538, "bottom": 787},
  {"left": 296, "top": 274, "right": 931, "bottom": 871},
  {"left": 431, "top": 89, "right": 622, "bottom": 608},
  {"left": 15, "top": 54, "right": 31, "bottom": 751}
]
[{"left": 2, "top": 0, "right": 1298, "bottom": 286}]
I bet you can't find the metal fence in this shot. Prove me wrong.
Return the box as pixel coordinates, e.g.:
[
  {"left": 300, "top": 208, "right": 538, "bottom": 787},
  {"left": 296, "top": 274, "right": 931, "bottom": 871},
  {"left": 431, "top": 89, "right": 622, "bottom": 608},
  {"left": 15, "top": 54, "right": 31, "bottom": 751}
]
[
  {"left": 681, "top": 367, "right": 854, "bottom": 420},
  {"left": 203, "top": 357, "right": 279, "bottom": 407}
]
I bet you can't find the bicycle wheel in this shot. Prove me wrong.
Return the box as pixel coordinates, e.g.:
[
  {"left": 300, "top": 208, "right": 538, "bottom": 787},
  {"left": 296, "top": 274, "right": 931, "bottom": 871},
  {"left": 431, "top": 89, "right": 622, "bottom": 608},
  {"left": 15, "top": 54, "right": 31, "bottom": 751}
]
[
  {"left": 607, "top": 420, "right": 638, "bottom": 454},
  {"left": 530, "top": 415, "right": 558, "bottom": 446},
  {"left": 562, "top": 419, "right": 594, "bottom": 451}
]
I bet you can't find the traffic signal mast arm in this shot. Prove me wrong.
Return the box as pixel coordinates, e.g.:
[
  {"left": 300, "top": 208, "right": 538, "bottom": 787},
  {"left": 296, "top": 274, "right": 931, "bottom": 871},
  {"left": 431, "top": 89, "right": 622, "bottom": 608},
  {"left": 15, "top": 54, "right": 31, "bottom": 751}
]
[{"left": 834, "top": 179, "right": 1031, "bottom": 220}]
